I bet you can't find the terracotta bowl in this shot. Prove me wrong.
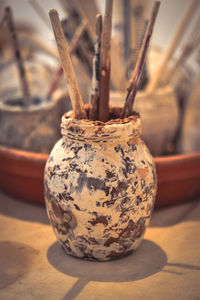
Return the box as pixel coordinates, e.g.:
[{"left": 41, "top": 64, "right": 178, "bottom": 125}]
[{"left": 0, "top": 145, "right": 200, "bottom": 208}]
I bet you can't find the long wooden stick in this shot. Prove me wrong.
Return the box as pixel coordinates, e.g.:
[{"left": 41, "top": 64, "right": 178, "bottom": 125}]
[
  {"left": 49, "top": 9, "right": 86, "bottom": 119},
  {"left": 122, "top": 1, "right": 160, "bottom": 118},
  {"left": 46, "top": 21, "right": 87, "bottom": 100},
  {"left": 99, "top": 0, "right": 113, "bottom": 122},
  {"left": 146, "top": 0, "right": 199, "bottom": 92},
  {"left": 164, "top": 16, "right": 200, "bottom": 84},
  {"left": 89, "top": 14, "right": 102, "bottom": 120},
  {"left": 5, "top": 7, "right": 31, "bottom": 107}
]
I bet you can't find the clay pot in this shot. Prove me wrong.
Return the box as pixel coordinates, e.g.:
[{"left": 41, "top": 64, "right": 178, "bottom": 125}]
[
  {"left": 147, "top": 46, "right": 193, "bottom": 100},
  {"left": 0, "top": 60, "right": 52, "bottom": 102},
  {"left": 44, "top": 107, "right": 157, "bottom": 261},
  {"left": 0, "top": 95, "right": 64, "bottom": 153},
  {"left": 0, "top": 145, "right": 46, "bottom": 205},
  {"left": 0, "top": 41, "right": 67, "bottom": 154},
  {"left": 110, "top": 86, "right": 179, "bottom": 156},
  {"left": 181, "top": 72, "right": 200, "bottom": 153}
]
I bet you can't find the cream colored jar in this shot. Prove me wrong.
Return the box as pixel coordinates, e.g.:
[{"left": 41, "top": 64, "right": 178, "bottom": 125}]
[{"left": 44, "top": 107, "right": 157, "bottom": 261}]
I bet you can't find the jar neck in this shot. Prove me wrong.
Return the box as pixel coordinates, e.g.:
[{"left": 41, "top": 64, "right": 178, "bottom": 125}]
[{"left": 61, "top": 107, "right": 141, "bottom": 144}]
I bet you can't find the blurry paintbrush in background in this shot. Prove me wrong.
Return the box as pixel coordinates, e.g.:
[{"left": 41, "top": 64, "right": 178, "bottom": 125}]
[
  {"left": 122, "top": 1, "right": 160, "bottom": 118},
  {"left": 164, "top": 15, "right": 200, "bottom": 85},
  {"left": 146, "top": 0, "right": 200, "bottom": 92},
  {"left": 89, "top": 14, "right": 102, "bottom": 121},
  {"left": 99, "top": 0, "right": 113, "bottom": 122},
  {"left": 4, "top": 6, "right": 31, "bottom": 107}
]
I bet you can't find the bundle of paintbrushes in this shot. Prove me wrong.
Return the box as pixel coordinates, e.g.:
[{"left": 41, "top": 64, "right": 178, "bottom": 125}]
[
  {"left": 51, "top": 0, "right": 200, "bottom": 157},
  {"left": 49, "top": 0, "right": 160, "bottom": 123}
]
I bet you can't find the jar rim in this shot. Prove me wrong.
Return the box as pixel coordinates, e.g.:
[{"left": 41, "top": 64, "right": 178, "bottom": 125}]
[
  {"left": 61, "top": 106, "right": 142, "bottom": 143},
  {"left": 0, "top": 95, "right": 61, "bottom": 113}
]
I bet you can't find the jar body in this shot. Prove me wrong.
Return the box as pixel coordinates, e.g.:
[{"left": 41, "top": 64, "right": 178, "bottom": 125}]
[{"left": 44, "top": 109, "right": 157, "bottom": 261}]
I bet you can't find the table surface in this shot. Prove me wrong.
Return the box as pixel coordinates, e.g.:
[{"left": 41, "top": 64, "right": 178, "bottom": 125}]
[{"left": 0, "top": 190, "right": 200, "bottom": 300}]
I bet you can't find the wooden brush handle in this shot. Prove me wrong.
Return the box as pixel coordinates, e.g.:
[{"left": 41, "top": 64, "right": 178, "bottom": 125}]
[
  {"left": 146, "top": 0, "right": 199, "bottom": 92},
  {"left": 49, "top": 9, "right": 87, "bottom": 119},
  {"left": 5, "top": 6, "right": 31, "bottom": 107},
  {"left": 122, "top": 1, "right": 160, "bottom": 118},
  {"left": 99, "top": 0, "right": 113, "bottom": 122},
  {"left": 46, "top": 21, "right": 87, "bottom": 100}
]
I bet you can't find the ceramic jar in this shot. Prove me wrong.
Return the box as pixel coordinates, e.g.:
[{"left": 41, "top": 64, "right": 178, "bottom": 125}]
[
  {"left": 44, "top": 106, "right": 157, "bottom": 261},
  {"left": 110, "top": 86, "right": 179, "bottom": 156},
  {"left": 0, "top": 95, "right": 64, "bottom": 153},
  {"left": 181, "top": 72, "right": 200, "bottom": 153}
]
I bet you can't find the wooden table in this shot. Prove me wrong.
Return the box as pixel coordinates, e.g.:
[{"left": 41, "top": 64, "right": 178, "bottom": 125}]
[{"left": 0, "top": 191, "right": 200, "bottom": 300}]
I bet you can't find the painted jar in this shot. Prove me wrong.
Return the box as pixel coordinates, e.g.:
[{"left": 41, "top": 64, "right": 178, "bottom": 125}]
[{"left": 44, "top": 106, "right": 157, "bottom": 261}]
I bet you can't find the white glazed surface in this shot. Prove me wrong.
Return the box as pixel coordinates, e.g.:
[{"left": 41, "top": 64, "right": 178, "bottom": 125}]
[{"left": 44, "top": 109, "right": 157, "bottom": 261}]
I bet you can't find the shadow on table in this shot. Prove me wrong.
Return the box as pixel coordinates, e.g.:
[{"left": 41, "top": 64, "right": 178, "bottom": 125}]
[
  {"left": 47, "top": 239, "right": 167, "bottom": 300},
  {"left": 0, "top": 191, "right": 49, "bottom": 224},
  {"left": 150, "top": 198, "right": 200, "bottom": 227},
  {"left": 0, "top": 240, "right": 40, "bottom": 290}
]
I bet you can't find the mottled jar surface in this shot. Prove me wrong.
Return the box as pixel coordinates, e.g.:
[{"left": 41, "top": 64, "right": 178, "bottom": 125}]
[{"left": 44, "top": 107, "right": 157, "bottom": 261}]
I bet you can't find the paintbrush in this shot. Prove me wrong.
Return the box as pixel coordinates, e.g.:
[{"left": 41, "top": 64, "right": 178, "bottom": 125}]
[
  {"left": 122, "top": 1, "right": 160, "bottom": 118},
  {"left": 98, "top": 0, "right": 113, "bottom": 122},
  {"left": 49, "top": 9, "right": 87, "bottom": 119},
  {"left": 5, "top": 6, "right": 31, "bottom": 107},
  {"left": 46, "top": 20, "right": 87, "bottom": 100},
  {"left": 164, "top": 15, "right": 200, "bottom": 85},
  {"left": 146, "top": 0, "right": 200, "bottom": 92},
  {"left": 89, "top": 14, "right": 102, "bottom": 121}
]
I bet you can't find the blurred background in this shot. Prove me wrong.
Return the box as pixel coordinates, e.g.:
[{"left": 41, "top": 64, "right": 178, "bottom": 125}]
[
  {"left": 1, "top": 0, "right": 199, "bottom": 69},
  {"left": 0, "top": 0, "right": 200, "bottom": 156}
]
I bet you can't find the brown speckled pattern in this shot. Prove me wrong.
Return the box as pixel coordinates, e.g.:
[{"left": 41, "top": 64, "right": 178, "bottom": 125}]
[{"left": 44, "top": 107, "right": 157, "bottom": 261}]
